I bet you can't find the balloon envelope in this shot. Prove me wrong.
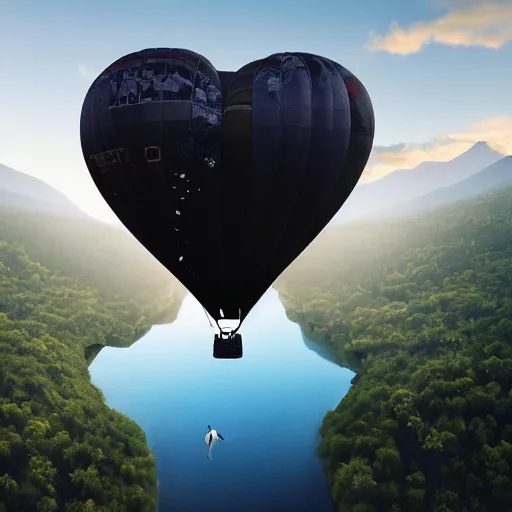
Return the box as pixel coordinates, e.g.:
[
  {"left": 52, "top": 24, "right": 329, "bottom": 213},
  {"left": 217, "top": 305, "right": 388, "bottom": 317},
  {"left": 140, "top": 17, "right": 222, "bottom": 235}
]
[{"left": 80, "top": 48, "right": 374, "bottom": 328}]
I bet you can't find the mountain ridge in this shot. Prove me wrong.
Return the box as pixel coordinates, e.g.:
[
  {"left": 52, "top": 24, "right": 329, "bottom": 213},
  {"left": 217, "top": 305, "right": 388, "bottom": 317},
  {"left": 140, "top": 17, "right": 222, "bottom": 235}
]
[
  {"left": 0, "top": 163, "right": 93, "bottom": 220},
  {"left": 333, "top": 141, "right": 505, "bottom": 224},
  {"left": 371, "top": 155, "right": 512, "bottom": 219}
]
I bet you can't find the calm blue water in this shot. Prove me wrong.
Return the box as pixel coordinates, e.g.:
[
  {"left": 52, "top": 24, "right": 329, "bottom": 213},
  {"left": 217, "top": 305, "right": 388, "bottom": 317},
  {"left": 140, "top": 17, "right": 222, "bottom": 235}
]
[{"left": 89, "top": 288, "right": 354, "bottom": 512}]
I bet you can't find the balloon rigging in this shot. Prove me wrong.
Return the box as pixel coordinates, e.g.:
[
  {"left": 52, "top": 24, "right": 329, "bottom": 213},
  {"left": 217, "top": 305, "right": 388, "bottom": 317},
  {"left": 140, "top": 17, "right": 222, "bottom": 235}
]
[{"left": 80, "top": 48, "right": 375, "bottom": 359}]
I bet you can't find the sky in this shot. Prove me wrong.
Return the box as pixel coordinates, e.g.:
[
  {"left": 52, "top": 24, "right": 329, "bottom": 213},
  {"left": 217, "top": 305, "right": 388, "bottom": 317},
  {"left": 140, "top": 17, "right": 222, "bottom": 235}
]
[{"left": 0, "top": 0, "right": 511, "bottom": 223}]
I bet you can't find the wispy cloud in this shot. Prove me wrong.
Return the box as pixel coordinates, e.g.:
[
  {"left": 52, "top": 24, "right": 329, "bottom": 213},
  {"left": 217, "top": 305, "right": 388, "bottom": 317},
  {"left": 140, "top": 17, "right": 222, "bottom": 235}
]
[
  {"left": 367, "top": 1, "right": 512, "bottom": 55},
  {"left": 77, "top": 63, "right": 99, "bottom": 81},
  {"left": 362, "top": 115, "right": 512, "bottom": 180},
  {"left": 442, "top": 115, "right": 512, "bottom": 153}
]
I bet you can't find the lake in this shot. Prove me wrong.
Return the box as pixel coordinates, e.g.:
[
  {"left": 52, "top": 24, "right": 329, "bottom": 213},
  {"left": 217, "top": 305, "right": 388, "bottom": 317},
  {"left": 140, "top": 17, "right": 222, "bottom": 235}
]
[{"left": 89, "top": 287, "right": 354, "bottom": 511}]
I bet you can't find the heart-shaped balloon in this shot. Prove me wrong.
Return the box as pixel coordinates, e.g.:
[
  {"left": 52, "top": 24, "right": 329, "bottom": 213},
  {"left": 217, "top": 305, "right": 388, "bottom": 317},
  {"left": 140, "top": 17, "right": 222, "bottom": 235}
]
[{"left": 80, "top": 48, "right": 374, "bottom": 332}]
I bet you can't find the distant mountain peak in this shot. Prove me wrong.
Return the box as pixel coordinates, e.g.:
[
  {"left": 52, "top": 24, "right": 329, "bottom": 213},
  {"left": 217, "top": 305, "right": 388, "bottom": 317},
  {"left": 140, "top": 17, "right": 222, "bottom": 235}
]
[
  {"left": 333, "top": 139, "right": 506, "bottom": 224},
  {"left": 461, "top": 140, "right": 501, "bottom": 155},
  {"left": 373, "top": 154, "right": 512, "bottom": 220},
  {"left": 449, "top": 140, "right": 503, "bottom": 164}
]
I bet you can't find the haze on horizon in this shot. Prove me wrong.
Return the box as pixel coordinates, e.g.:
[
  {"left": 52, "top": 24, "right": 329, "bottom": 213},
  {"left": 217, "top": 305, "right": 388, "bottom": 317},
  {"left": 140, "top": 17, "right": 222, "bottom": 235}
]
[{"left": 0, "top": 0, "right": 511, "bottom": 224}]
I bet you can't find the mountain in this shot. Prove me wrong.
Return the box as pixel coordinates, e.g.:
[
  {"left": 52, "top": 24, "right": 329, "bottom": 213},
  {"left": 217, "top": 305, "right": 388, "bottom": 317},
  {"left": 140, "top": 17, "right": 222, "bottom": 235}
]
[
  {"left": 376, "top": 156, "right": 512, "bottom": 218},
  {"left": 0, "top": 163, "right": 91, "bottom": 219},
  {"left": 333, "top": 141, "right": 504, "bottom": 223}
]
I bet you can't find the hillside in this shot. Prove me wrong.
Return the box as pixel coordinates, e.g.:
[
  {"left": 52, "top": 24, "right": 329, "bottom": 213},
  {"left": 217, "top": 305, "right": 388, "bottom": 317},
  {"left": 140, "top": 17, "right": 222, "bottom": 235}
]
[
  {"left": 276, "top": 184, "right": 512, "bottom": 511},
  {"left": 0, "top": 207, "right": 186, "bottom": 324},
  {"left": 0, "top": 164, "right": 90, "bottom": 220},
  {"left": 334, "top": 141, "right": 504, "bottom": 224},
  {"left": 0, "top": 206, "right": 186, "bottom": 510},
  {"left": 0, "top": 162, "right": 186, "bottom": 317},
  {"left": 0, "top": 243, "right": 158, "bottom": 511},
  {"left": 377, "top": 156, "right": 512, "bottom": 219}
]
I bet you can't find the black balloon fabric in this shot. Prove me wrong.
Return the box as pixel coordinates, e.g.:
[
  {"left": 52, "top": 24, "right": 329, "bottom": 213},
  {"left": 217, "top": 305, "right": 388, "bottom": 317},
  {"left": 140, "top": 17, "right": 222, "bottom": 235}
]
[{"left": 80, "top": 48, "right": 375, "bottom": 330}]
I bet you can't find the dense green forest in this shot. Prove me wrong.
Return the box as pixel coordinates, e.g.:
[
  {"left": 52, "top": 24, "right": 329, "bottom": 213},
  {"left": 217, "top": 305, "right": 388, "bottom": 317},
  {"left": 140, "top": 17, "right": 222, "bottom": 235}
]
[
  {"left": 276, "top": 185, "right": 512, "bottom": 512},
  {"left": 0, "top": 210, "right": 186, "bottom": 511},
  {"left": 0, "top": 210, "right": 185, "bottom": 326}
]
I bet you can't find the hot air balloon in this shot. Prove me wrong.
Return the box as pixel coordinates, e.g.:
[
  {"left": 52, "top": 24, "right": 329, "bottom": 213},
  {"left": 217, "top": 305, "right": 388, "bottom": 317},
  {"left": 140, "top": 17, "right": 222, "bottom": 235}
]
[{"left": 80, "top": 48, "right": 375, "bottom": 359}]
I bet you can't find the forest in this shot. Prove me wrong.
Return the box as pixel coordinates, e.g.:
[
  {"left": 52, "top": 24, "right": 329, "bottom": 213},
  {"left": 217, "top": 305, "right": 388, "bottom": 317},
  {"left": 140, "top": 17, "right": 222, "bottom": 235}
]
[
  {"left": 276, "top": 185, "right": 512, "bottom": 512},
  {"left": 0, "top": 210, "right": 185, "bottom": 511}
]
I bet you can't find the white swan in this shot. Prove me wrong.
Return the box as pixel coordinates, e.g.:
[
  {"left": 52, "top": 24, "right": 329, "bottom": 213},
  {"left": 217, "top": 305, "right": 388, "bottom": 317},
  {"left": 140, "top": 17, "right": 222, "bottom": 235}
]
[{"left": 205, "top": 425, "right": 224, "bottom": 459}]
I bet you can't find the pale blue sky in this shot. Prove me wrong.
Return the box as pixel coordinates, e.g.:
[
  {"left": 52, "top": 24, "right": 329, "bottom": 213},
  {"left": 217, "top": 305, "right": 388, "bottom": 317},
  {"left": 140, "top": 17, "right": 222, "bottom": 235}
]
[{"left": 0, "top": 0, "right": 510, "bottom": 222}]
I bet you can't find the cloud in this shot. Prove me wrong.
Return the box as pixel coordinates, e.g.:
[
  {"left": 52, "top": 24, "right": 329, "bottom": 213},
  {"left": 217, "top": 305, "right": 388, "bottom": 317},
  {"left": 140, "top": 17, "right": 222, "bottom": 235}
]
[
  {"left": 77, "top": 63, "right": 99, "bottom": 81},
  {"left": 362, "top": 115, "right": 512, "bottom": 181},
  {"left": 442, "top": 115, "right": 512, "bottom": 153},
  {"left": 368, "top": 1, "right": 512, "bottom": 55}
]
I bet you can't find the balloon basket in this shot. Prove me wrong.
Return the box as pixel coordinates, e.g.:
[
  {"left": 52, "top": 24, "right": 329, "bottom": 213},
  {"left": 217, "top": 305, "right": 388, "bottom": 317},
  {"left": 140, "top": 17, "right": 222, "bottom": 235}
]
[{"left": 213, "top": 333, "right": 243, "bottom": 359}]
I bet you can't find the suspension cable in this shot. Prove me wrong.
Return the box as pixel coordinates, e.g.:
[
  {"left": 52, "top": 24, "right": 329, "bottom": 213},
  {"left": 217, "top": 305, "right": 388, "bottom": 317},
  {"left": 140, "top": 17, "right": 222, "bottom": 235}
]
[{"left": 202, "top": 307, "right": 242, "bottom": 338}]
